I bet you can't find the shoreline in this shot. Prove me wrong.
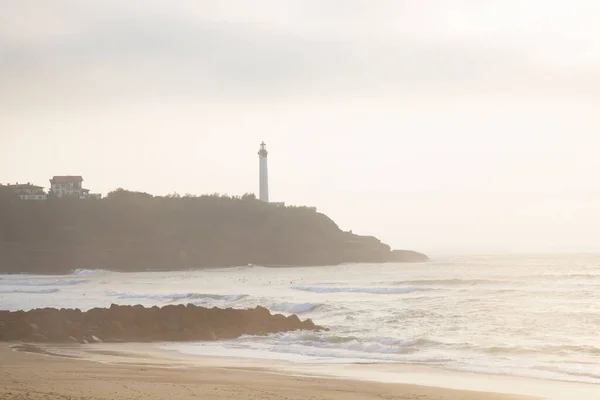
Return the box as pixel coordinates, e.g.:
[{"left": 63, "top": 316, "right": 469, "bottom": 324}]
[
  {"left": 7, "top": 342, "right": 600, "bottom": 399},
  {"left": 1, "top": 343, "right": 534, "bottom": 400}
]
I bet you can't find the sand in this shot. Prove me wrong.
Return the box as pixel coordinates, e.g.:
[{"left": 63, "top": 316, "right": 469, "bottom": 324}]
[{"left": 0, "top": 343, "right": 536, "bottom": 400}]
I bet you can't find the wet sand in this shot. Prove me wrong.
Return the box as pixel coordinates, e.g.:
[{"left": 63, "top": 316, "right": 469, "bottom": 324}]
[{"left": 0, "top": 343, "right": 535, "bottom": 400}]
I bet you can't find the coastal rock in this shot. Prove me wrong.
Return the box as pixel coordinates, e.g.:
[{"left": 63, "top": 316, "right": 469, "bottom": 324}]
[
  {"left": 0, "top": 304, "right": 326, "bottom": 343},
  {"left": 388, "top": 250, "right": 430, "bottom": 263},
  {"left": 1, "top": 320, "right": 39, "bottom": 341}
]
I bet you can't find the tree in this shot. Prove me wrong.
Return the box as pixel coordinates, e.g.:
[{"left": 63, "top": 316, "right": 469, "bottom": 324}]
[{"left": 242, "top": 193, "right": 256, "bottom": 201}]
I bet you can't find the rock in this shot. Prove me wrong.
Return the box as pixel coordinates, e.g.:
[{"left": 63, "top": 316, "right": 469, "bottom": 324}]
[
  {"left": 388, "top": 249, "right": 429, "bottom": 263},
  {"left": 302, "top": 318, "right": 315, "bottom": 329},
  {"left": 103, "top": 320, "right": 124, "bottom": 340},
  {"left": 26, "top": 333, "right": 49, "bottom": 342},
  {"left": 63, "top": 319, "right": 83, "bottom": 338},
  {"left": 0, "top": 304, "right": 324, "bottom": 343},
  {"left": 2, "top": 320, "right": 39, "bottom": 341},
  {"left": 193, "top": 326, "right": 217, "bottom": 341}
]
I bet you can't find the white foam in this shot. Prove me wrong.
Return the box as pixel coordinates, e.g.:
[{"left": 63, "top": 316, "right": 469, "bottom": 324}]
[
  {"left": 0, "top": 274, "right": 45, "bottom": 280},
  {"left": 165, "top": 334, "right": 451, "bottom": 365},
  {"left": 271, "top": 302, "right": 322, "bottom": 314},
  {"left": 0, "top": 279, "right": 86, "bottom": 287},
  {"left": 291, "top": 285, "right": 431, "bottom": 294},
  {"left": 107, "top": 291, "right": 247, "bottom": 303},
  {"left": 0, "top": 288, "right": 60, "bottom": 294},
  {"left": 71, "top": 269, "right": 108, "bottom": 276}
]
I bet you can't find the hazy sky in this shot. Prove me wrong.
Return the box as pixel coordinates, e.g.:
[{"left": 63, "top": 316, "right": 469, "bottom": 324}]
[{"left": 2, "top": 1, "right": 600, "bottom": 255}]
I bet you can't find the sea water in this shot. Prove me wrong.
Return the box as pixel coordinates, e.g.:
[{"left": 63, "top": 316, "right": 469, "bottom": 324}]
[{"left": 2, "top": 254, "right": 600, "bottom": 388}]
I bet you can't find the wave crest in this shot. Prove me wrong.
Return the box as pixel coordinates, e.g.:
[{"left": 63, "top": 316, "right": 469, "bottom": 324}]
[
  {"left": 107, "top": 291, "right": 247, "bottom": 303},
  {"left": 271, "top": 302, "right": 322, "bottom": 314},
  {"left": 232, "top": 332, "right": 447, "bottom": 362},
  {"left": 0, "top": 288, "right": 60, "bottom": 294},
  {"left": 291, "top": 285, "right": 432, "bottom": 294},
  {"left": 391, "top": 279, "right": 500, "bottom": 286},
  {"left": 0, "top": 279, "right": 86, "bottom": 287},
  {"left": 71, "top": 269, "right": 108, "bottom": 276}
]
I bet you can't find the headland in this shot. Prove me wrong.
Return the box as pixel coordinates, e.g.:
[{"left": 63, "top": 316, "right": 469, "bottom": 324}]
[{"left": 0, "top": 187, "right": 428, "bottom": 274}]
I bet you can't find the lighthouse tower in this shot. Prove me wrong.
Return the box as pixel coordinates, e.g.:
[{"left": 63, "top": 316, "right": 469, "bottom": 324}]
[{"left": 258, "top": 142, "right": 269, "bottom": 202}]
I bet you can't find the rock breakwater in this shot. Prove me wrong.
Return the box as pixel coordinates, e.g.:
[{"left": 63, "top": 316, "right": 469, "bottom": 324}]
[{"left": 0, "top": 304, "right": 325, "bottom": 343}]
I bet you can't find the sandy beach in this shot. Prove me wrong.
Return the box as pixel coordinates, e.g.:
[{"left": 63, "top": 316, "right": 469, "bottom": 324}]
[{"left": 0, "top": 343, "right": 534, "bottom": 400}]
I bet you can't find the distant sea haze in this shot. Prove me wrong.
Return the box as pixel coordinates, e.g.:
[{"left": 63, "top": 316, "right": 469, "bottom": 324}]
[{"left": 2, "top": 253, "right": 600, "bottom": 385}]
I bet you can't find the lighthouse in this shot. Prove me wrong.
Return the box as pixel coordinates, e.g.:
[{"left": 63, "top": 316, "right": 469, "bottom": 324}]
[{"left": 258, "top": 142, "right": 269, "bottom": 202}]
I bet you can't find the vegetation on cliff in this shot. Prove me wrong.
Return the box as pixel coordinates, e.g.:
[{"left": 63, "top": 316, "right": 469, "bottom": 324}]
[{"left": 0, "top": 187, "right": 428, "bottom": 274}]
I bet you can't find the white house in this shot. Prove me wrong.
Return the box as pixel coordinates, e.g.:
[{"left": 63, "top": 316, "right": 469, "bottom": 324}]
[
  {"left": 5, "top": 183, "right": 47, "bottom": 200},
  {"left": 50, "top": 176, "right": 101, "bottom": 199},
  {"left": 50, "top": 176, "right": 84, "bottom": 198}
]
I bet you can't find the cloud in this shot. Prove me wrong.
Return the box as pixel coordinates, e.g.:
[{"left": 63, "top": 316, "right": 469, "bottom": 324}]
[{"left": 1, "top": 1, "right": 599, "bottom": 110}]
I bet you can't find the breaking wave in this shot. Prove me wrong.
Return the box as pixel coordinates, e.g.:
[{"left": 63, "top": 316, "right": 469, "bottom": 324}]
[
  {"left": 291, "top": 285, "right": 432, "bottom": 294},
  {"left": 71, "top": 269, "right": 108, "bottom": 276},
  {"left": 270, "top": 302, "right": 323, "bottom": 314},
  {"left": 107, "top": 291, "right": 247, "bottom": 303},
  {"left": 0, "top": 288, "right": 60, "bottom": 294},
  {"left": 390, "top": 279, "right": 503, "bottom": 286},
  {"left": 481, "top": 344, "right": 600, "bottom": 357},
  {"left": 180, "top": 332, "right": 451, "bottom": 364},
  {"left": 0, "top": 279, "right": 87, "bottom": 287}
]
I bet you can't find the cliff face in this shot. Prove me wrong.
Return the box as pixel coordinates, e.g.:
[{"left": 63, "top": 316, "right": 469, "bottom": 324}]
[{"left": 0, "top": 188, "right": 428, "bottom": 274}]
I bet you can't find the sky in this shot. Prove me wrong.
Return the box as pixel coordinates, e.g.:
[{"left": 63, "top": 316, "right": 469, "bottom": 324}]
[{"left": 2, "top": 1, "right": 600, "bottom": 255}]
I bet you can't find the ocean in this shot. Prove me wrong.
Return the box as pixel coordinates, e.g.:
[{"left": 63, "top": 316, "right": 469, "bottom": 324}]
[{"left": 2, "top": 253, "right": 600, "bottom": 387}]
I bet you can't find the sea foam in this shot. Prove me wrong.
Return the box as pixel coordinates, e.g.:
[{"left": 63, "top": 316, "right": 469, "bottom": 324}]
[
  {"left": 291, "top": 285, "right": 431, "bottom": 294},
  {"left": 71, "top": 269, "right": 108, "bottom": 276},
  {"left": 0, "top": 288, "right": 60, "bottom": 294},
  {"left": 107, "top": 291, "right": 247, "bottom": 303},
  {"left": 0, "top": 279, "right": 86, "bottom": 287},
  {"left": 271, "top": 302, "right": 322, "bottom": 314}
]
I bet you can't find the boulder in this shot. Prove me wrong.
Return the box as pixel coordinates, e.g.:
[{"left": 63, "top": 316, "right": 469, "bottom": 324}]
[
  {"left": 2, "top": 320, "right": 38, "bottom": 341},
  {"left": 27, "top": 332, "right": 49, "bottom": 342}
]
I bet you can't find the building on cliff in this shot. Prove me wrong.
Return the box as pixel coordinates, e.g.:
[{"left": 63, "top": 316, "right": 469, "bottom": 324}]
[
  {"left": 3, "top": 183, "right": 47, "bottom": 200},
  {"left": 258, "top": 142, "right": 269, "bottom": 202},
  {"left": 50, "top": 176, "right": 102, "bottom": 199},
  {"left": 256, "top": 142, "right": 294, "bottom": 208},
  {"left": 258, "top": 142, "right": 287, "bottom": 207}
]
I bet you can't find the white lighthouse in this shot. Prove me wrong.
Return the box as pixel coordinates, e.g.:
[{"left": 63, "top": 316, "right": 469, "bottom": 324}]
[{"left": 258, "top": 141, "right": 269, "bottom": 202}]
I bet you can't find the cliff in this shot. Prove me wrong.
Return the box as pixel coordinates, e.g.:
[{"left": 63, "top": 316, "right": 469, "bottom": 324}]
[
  {"left": 0, "top": 187, "right": 428, "bottom": 274},
  {"left": 0, "top": 304, "right": 325, "bottom": 343}
]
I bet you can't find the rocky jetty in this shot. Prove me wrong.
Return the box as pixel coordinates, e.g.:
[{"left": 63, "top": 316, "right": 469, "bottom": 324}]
[{"left": 0, "top": 304, "right": 325, "bottom": 343}]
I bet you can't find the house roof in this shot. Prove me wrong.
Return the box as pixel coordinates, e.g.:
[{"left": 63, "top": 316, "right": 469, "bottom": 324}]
[{"left": 50, "top": 176, "right": 83, "bottom": 184}]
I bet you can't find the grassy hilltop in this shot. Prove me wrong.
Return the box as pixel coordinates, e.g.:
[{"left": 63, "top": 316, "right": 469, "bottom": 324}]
[{"left": 0, "top": 187, "right": 428, "bottom": 274}]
